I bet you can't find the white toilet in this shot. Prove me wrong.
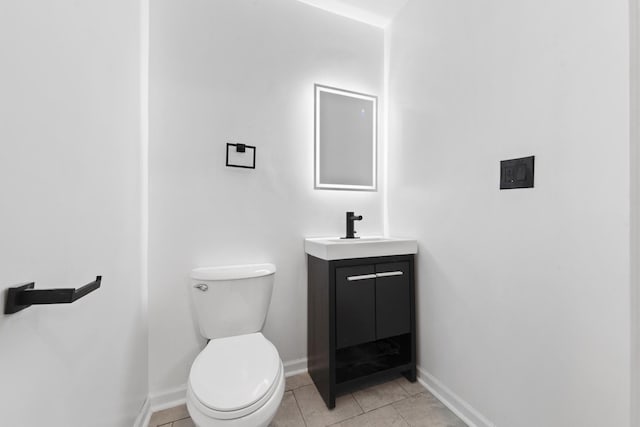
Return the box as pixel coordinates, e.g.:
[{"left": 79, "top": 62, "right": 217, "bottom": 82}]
[{"left": 186, "top": 264, "right": 285, "bottom": 427}]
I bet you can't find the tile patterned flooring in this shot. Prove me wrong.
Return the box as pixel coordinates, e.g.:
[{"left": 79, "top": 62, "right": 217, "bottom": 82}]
[{"left": 148, "top": 373, "right": 467, "bottom": 427}]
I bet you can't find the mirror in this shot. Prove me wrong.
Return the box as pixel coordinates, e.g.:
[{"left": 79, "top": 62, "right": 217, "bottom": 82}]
[{"left": 314, "top": 84, "right": 377, "bottom": 191}]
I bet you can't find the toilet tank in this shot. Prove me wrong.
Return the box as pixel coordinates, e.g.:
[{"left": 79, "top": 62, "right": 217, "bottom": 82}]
[{"left": 189, "top": 264, "right": 276, "bottom": 340}]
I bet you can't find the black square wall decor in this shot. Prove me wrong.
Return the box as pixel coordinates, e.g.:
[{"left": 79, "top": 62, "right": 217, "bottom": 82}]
[{"left": 500, "top": 156, "right": 534, "bottom": 189}]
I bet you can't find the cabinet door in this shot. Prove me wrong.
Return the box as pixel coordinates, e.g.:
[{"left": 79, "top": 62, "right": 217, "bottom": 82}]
[
  {"left": 375, "top": 261, "right": 411, "bottom": 339},
  {"left": 335, "top": 265, "right": 376, "bottom": 349}
]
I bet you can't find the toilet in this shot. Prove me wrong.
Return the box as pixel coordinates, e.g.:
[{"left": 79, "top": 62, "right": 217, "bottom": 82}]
[{"left": 186, "top": 264, "right": 285, "bottom": 427}]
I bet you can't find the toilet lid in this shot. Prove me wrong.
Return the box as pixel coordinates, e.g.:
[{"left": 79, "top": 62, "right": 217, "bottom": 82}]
[{"left": 189, "top": 333, "right": 281, "bottom": 412}]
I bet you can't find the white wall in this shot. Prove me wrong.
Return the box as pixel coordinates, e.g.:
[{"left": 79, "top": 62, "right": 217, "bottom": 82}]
[
  {"left": 148, "top": 0, "right": 384, "bottom": 395},
  {"left": 0, "top": 1, "right": 147, "bottom": 427},
  {"left": 631, "top": 2, "right": 640, "bottom": 425},
  {"left": 387, "top": 1, "right": 631, "bottom": 426}
]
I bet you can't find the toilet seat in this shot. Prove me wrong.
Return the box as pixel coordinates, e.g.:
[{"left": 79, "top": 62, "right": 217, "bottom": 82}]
[
  {"left": 187, "top": 369, "right": 284, "bottom": 427},
  {"left": 188, "top": 333, "right": 282, "bottom": 420}
]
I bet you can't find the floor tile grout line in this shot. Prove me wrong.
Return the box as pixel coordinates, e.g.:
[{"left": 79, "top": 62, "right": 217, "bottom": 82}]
[
  {"left": 395, "top": 408, "right": 412, "bottom": 427},
  {"left": 363, "top": 396, "right": 407, "bottom": 416},
  {"left": 288, "top": 375, "right": 421, "bottom": 426},
  {"left": 396, "top": 377, "right": 428, "bottom": 398},
  {"left": 391, "top": 395, "right": 415, "bottom": 427},
  {"left": 286, "top": 376, "right": 314, "bottom": 393},
  {"left": 351, "top": 392, "right": 365, "bottom": 414},
  {"left": 395, "top": 391, "right": 461, "bottom": 427},
  {"left": 290, "top": 387, "right": 308, "bottom": 427},
  {"left": 352, "top": 382, "right": 410, "bottom": 413},
  {"left": 327, "top": 402, "right": 362, "bottom": 427},
  {"left": 360, "top": 393, "right": 409, "bottom": 413},
  {"left": 396, "top": 379, "right": 416, "bottom": 396},
  {"left": 326, "top": 393, "right": 365, "bottom": 426},
  {"left": 326, "top": 397, "right": 409, "bottom": 427}
]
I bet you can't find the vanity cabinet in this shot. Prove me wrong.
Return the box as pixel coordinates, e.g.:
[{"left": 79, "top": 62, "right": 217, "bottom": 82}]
[{"left": 307, "top": 254, "right": 416, "bottom": 409}]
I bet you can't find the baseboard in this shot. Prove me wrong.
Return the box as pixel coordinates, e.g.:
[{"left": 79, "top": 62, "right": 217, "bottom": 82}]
[
  {"left": 134, "top": 357, "right": 309, "bottom": 426},
  {"left": 132, "top": 397, "right": 151, "bottom": 427},
  {"left": 284, "top": 357, "right": 308, "bottom": 377},
  {"left": 150, "top": 384, "right": 189, "bottom": 411},
  {"left": 133, "top": 384, "right": 188, "bottom": 427},
  {"left": 417, "top": 366, "right": 496, "bottom": 427}
]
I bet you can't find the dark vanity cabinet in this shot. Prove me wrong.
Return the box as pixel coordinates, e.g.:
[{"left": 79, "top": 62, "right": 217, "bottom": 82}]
[{"left": 307, "top": 254, "right": 416, "bottom": 409}]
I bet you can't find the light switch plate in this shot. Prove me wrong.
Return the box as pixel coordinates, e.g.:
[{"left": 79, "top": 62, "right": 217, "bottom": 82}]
[{"left": 500, "top": 156, "right": 534, "bottom": 189}]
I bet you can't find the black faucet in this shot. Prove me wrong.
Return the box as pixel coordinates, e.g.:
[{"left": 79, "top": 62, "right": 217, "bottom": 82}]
[{"left": 343, "top": 211, "right": 363, "bottom": 239}]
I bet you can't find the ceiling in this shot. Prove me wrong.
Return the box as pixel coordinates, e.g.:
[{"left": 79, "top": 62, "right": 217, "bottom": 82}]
[{"left": 295, "top": 0, "right": 409, "bottom": 28}]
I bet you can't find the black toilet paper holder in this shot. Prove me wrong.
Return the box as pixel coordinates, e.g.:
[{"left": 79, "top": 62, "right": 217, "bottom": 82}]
[{"left": 4, "top": 276, "right": 102, "bottom": 314}]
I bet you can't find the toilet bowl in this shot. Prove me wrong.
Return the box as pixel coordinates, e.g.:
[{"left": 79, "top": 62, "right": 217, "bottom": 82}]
[
  {"left": 186, "top": 333, "right": 285, "bottom": 427},
  {"left": 186, "top": 264, "right": 283, "bottom": 427}
]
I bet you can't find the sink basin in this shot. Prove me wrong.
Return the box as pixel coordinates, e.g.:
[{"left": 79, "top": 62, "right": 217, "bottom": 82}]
[{"left": 304, "top": 236, "right": 418, "bottom": 261}]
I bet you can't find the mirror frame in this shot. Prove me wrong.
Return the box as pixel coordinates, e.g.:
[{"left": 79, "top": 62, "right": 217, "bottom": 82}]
[{"left": 314, "top": 84, "right": 378, "bottom": 191}]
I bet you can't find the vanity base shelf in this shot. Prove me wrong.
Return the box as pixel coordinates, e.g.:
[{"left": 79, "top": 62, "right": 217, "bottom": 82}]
[
  {"left": 336, "top": 365, "right": 416, "bottom": 396},
  {"left": 336, "top": 334, "right": 411, "bottom": 384}
]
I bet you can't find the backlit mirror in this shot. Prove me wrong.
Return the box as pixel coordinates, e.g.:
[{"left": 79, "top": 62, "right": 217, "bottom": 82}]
[{"left": 314, "top": 84, "right": 377, "bottom": 191}]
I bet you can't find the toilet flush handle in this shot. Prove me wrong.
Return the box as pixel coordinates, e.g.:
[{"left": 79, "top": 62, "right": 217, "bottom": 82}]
[{"left": 194, "top": 283, "right": 208, "bottom": 292}]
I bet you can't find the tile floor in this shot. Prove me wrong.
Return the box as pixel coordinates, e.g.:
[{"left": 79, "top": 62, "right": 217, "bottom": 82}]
[{"left": 148, "top": 373, "right": 467, "bottom": 427}]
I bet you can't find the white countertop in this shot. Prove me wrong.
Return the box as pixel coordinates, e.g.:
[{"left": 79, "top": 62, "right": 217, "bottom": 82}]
[{"left": 304, "top": 236, "right": 418, "bottom": 261}]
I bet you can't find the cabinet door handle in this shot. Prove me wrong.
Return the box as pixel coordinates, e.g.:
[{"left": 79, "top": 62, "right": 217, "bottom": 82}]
[
  {"left": 376, "top": 271, "right": 404, "bottom": 278},
  {"left": 347, "top": 274, "right": 377, "bottom": 281}
]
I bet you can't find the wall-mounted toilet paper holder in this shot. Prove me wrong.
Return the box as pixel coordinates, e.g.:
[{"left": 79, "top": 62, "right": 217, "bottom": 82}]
[{"left": 4, "top": 276, "right": 102, "bottom": 314}]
